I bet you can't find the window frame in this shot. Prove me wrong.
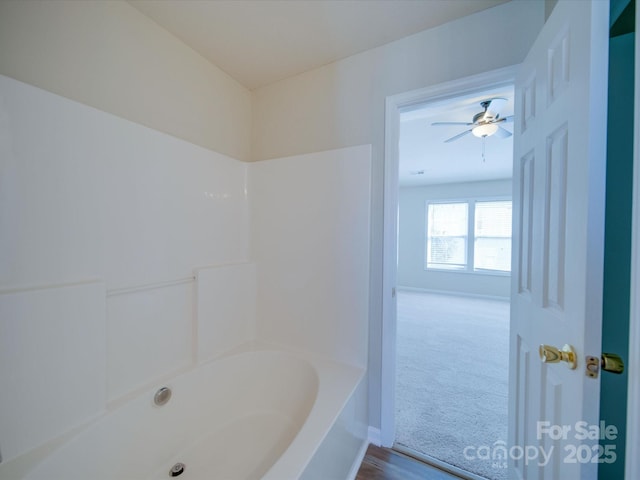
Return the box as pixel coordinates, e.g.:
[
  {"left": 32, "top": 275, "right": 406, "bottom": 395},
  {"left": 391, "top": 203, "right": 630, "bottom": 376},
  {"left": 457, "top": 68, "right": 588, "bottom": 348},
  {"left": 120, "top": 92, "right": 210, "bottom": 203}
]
[
  {"left": 424, "top": 196, "right": 512, "bottom": 276},
  {"left": 425, "top": 201, "right": 469, "bottom": 271}
]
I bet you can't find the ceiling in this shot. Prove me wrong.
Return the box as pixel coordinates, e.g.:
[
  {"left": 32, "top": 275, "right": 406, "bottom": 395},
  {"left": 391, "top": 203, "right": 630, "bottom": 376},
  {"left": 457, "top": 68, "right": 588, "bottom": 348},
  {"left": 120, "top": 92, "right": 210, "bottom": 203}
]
[
  {"left": 128, "top": 0, "right": 514, "bottom": 186},
  {"left": 128, "top": 0, "right": 509, "bottom": 90},
  {"left": 399, "top": 86, "right": 514, "bottom": 187}
]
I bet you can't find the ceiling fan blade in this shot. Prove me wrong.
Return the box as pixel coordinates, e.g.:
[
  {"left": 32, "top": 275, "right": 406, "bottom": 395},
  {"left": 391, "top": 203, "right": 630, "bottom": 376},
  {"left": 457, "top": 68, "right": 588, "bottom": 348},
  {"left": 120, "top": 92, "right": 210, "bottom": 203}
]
[
  {"left": 493, "top": 126, "right": 513, "bottom": 139},
  {"left": 444, "top": 129, "right": 472, "bottom": 143},
  {"left": 431, "top": 121, "right": 473, "bottom": 126},
  {"left": 486, "top": 97, "right": 508, "bottom": 117}
]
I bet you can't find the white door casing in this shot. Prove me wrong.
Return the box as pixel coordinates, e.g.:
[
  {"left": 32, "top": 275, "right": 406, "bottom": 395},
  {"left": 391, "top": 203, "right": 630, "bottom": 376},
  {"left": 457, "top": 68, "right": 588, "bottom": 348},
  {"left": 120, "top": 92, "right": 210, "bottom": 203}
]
[
  {"left": 509, "top": 1, "right": 609, "bottom": 479},
  {"left": 380, "top": 66, "right": 518, "bottom": 447}
]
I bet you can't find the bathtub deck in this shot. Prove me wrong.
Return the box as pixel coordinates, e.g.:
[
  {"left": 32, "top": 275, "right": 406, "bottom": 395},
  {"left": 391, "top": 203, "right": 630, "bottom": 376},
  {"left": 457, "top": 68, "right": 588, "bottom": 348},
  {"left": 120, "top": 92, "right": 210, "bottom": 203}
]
[{"left": 355, "top": 445, "right": 462, "bottom": 480}]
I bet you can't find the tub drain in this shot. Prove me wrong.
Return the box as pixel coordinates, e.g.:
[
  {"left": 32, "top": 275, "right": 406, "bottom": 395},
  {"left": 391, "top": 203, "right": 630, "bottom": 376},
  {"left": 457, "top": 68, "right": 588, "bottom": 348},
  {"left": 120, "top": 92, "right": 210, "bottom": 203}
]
[{"left": 169, "top": 462, "right": 185, "bottom": 477}]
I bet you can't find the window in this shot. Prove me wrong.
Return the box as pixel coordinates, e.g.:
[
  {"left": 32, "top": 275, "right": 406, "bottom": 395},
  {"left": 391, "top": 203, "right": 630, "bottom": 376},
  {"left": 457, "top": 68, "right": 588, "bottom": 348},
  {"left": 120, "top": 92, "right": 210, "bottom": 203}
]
[
  {"left": 474, "top": 201, "right": 512, "bottom": 272},
  {"left": 426, "top": 199, "right": 512, "bottom": 274},
  {"left": 426, "top": 202, "right": 468, "bottom": 270}
]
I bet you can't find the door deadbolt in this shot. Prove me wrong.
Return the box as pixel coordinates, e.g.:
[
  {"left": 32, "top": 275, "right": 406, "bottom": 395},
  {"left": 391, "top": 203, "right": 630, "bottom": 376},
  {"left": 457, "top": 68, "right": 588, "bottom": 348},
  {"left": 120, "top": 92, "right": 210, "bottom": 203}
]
[{"left": 585, "top": 353, "right": 624, "bottom": 378}]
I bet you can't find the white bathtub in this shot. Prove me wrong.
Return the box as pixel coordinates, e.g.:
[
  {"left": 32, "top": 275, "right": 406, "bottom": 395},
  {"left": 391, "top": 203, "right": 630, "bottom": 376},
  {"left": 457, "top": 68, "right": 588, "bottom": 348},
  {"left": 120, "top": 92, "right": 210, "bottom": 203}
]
[{"left": 0, "top": 345, "right": 366, "bottom": 480}]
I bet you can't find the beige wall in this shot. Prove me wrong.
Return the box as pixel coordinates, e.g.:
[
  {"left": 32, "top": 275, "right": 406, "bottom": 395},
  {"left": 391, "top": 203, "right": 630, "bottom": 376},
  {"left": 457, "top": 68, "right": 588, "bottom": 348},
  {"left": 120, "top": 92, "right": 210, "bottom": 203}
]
[
  {"left": 251, "top": 0, "right": 544, "bottom": 431},
  {"left": 0, "top": 0, "right": 251, "bottom": 161},
  {"left": 251, "top": 1, "right": 543, "bottom": 162},
  {"left": 398, "top": 180, "right": 513, "bottom": 298}
]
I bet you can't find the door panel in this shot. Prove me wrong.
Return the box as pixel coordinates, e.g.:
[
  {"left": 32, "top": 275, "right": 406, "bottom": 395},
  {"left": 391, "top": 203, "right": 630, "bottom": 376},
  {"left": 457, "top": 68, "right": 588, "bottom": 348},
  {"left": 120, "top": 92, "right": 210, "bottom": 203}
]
[{"left": 509, "top": 1, "right": 609, "bottom": 479}]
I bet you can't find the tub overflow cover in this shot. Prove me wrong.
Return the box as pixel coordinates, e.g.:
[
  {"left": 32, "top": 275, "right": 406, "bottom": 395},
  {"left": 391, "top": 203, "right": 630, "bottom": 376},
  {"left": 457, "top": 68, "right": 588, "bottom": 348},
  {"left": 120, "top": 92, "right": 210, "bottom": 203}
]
[{"left": 154, "top": 386, "right": 172, "bottom": 406}]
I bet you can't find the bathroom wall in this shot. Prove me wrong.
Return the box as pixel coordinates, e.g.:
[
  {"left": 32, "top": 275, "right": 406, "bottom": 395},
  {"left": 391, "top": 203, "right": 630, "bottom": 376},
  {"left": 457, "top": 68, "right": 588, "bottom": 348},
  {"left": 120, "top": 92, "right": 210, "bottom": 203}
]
[
  {"left": 250, "top": 146, "right": 372, "bottom": 369},
  {"left": 0, "top": 0, "right": 251, "bottom": 161},
  {"left": 0, "top": 72, "right": 372, "bottom": 466},
  {"left": 0, "top": 0, "right": 544, "bottom": 458},
  {"left": 0, "top": 74, "right": 251, "bottom": 461},
  {"left": 398, "top": 179, "right": 512, "bottom": 299},
  {"left": 0, "top": 5, "right": 256, "bottom": 458},
  {"left": 250, "top": 0, "right": 544, "bottom": 430}
]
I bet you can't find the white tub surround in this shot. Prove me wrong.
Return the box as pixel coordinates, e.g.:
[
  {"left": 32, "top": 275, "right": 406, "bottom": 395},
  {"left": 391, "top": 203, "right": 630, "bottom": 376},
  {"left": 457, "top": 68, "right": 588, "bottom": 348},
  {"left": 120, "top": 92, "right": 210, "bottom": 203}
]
[
  {"left": 196, "top": 263, "right": 257, "bottom": 362},
  {"left": 249, "top": 146, "right": 372, "bottom": 479},
  {"left": 250, "top": 146, "right": 372, "bottom": 369},
  {"left": 0, "top": 282, "right": 106, "bottom": 462},
  {"left": 0, "top": 74, "right": 250, "bottom": 460},
  {"left": 0, "top": 74, "right": 249, "bottom": 292},
  {"left": 107, "top": 282, "right": 195, "bottom": 401},
  {"left": 0, "top": 75, "right": 372, "bottom": 479}
]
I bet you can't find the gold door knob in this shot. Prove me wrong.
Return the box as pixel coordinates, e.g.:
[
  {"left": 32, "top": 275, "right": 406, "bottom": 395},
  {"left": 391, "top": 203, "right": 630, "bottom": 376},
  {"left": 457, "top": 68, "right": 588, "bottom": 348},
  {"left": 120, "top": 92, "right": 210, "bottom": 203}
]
[{"left": 539, "top": 344, "right": 577, "bottom": 369}]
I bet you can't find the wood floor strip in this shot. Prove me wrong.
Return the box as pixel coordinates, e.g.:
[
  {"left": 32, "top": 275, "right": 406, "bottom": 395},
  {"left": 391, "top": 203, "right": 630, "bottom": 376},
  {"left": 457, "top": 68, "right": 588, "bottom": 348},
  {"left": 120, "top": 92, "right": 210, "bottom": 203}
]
[{"left": 356, "top": 445, "right": 463, "bottom": 480}]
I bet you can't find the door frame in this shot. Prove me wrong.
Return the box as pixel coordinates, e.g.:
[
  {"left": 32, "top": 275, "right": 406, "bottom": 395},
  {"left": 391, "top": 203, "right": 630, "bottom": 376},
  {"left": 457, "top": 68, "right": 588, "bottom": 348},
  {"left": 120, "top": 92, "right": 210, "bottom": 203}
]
[
  {"left": 625, "top": 5, "right": 640, "bottom": 478},
  {"left": 380, "top": 65, "right": 518, "bottom": 447}
]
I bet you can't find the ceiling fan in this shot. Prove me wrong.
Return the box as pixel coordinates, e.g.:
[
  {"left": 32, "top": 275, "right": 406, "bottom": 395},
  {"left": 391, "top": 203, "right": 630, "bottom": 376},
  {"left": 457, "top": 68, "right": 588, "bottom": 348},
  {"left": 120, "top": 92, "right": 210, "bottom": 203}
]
[{"left": 432, "top": 98, "right": 514, "bottom": 143}]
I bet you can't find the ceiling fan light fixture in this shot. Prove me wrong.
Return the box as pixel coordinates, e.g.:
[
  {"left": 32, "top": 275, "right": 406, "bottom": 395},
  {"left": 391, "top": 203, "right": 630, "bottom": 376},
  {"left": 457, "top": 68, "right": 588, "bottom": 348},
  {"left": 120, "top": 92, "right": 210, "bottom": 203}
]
[{"left": 472, "top": 123, "right": 499, "bottom": 138}]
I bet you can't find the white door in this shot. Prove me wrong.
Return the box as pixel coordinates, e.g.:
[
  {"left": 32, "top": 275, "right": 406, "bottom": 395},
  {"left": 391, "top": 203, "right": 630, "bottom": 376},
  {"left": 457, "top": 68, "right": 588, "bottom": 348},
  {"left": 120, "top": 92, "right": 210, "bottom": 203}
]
[{"left": 509, "top": 1, "right": 609, "bottom": 479}]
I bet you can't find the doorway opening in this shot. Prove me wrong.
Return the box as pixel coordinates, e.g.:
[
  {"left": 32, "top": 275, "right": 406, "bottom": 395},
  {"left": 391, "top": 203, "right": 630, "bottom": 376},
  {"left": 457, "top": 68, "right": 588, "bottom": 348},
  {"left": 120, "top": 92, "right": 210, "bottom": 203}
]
[{"left": 381, "top": 68, "right": 516, "bottom": 480}]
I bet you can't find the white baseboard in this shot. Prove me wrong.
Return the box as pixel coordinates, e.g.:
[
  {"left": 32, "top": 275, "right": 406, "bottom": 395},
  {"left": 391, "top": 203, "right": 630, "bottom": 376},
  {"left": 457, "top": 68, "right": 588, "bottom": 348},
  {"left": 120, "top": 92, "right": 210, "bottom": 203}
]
[
  {"left": 397, "top": 285, "right": 510, "bottom": 302},
  {"left": 345, "top": 438, "right": 369, "bottom": 480},
  {"left": 367, "top": 426, "right": 382, "bottom": 447}
]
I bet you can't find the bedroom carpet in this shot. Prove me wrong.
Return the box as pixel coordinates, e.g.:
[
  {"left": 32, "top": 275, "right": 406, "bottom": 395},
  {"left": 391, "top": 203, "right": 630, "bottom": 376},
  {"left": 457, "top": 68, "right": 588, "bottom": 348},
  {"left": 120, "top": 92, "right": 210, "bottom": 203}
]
[{"left": 394, "top": 290, "right": 509, "bottom": 480}]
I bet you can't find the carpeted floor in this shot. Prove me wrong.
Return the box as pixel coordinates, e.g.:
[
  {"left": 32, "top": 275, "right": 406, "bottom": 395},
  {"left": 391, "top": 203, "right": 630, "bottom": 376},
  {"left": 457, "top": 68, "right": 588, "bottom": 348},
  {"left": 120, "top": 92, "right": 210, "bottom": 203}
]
[{"left": 395, "top": 290, "right": 509, "bottom": 480}]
